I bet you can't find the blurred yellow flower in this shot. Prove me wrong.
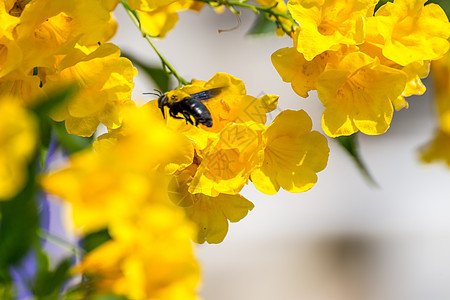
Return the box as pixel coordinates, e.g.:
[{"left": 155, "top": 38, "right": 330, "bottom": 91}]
[
  {"left": 251, "top": 110, "right": 329, "bottom": 194},
  {"left": 421, "top": 130, "right": 450, "bottom": 167},
  {"left": 78, "top": 204, "right": 199, "bottom": 300},
  {"left": 317, "top": 51, "right": 407, "bottom": 137},
  {"left": 0, "top": 99, "right": 37, "bottom": 200},
  {"left": 429, "top": 51, "right": 450, "bottom": 134},
  {"left": 45, "top": 43, "right": 137, "bottom": 137},
  {"left": 420, "top": 51, "right": 450, "bottom": 166},
  {"left": 42, "top": 105, "right": 194, "bottom": 232}
]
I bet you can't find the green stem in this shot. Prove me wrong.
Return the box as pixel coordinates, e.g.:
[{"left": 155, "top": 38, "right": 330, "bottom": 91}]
[
  {"left": 120, "top": 0, "right": 189, "bottom": 87},
  {"left": 38, "top": 229, "right": 85, "bottom": 258},
  {"left": 197, "top": 0, "right": 297, "bottom": 36}
]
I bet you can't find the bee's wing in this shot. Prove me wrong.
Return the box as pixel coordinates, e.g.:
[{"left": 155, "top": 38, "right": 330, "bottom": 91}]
[{"left": 190, "top": 88, "right": 222, "bottom": 102}]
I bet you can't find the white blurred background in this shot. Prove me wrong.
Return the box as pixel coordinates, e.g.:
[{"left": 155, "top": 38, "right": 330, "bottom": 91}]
[{"left": 109, "top": 4, "right": 450, "bottom": 300}]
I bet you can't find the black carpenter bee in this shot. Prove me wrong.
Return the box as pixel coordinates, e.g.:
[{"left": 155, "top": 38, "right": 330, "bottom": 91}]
[{"left": 144, "top": 88, "right": 222, "bottom": 127}]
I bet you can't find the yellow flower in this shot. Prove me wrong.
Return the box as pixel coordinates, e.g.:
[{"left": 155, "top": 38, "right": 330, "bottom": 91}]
[
  {"left": 139, "top": 1, "right": 192, "bottom": 38},
  {"left": 251, "top": 110, "right": 329, "bottom": 194},
  {"left": 0, "top": 99, "right": 37, "bottom": 200},
  {"left": 127, "top": 0, "right": 180, "bottom": 11},
  {"left": 288, "top": 0, "right": 376, "bottom": 60},
  {"left": 100, "top": 0, "right": 120, "bottom": 11},
  {"left": 45, "top": 43, "right": 137, "bottom": 137},
  {"left": 271, "top": 46, "right": 348, "bottom": 98},
  {"left": 0, "top": 2, "right": 21, "bottom": 78},
  {"left": 317, "top": 51, "right": 407, "bottom": 137},
  {"left": 168, "top": 165, "right": 254, "bottom": 244},
  {"left": 78, "top": 204, "right": 200, "bottom": 300},
  {"left": 357, "top": 41, "right": 429, "bottom": 110},
  {"left": 14, "top": 0, "right": 114, "bottom": 71},
  {"left": 370, "top": 0, "right": 450, "bottom": 66},
  {"left": 0, "top": 74, "right": 44, "bottom": 106},
  {"left": 189, "top": 122, "right": 265, "bottom": 197}
]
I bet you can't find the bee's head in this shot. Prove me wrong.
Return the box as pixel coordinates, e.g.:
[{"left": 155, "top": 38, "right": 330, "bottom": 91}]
[{"left": 143, "top": 90, "right": 168, "bottom": 119}]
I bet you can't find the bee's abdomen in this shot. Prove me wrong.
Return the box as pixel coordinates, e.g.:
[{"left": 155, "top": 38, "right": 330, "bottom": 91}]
[{"left": 184, "top": 98, "right": 213, "bottom": 127}]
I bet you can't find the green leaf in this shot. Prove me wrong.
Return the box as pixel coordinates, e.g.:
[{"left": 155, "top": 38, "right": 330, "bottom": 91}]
[
  {"left": 51, "top": 120, "right": 93, "bottom": 154},
  {"left": 31, "top": 84, "right": 78, "bottom": 160},
  {"left": 374, "top": 0, "right": 393, "bottom": 13},
  {"left": 81, "top": 228, "right": 112, "bottom": 253},
  {"left": 91, "top": 295, "right": 128, "bottom": 300},
  {"left": 122, "top": 52, "right": 171, "bottom": 92},
  {"left": 247, "top": 13, "right": 277, "bottom": 36},
  {"left": 32, "top": 250, "right": 72, "bottom": 299},
  {"left": 334, "top": 134, "right": 379, "bottom": 187},
  {"left": 425, "top": 0, "right": 450, "bottom": 19},
  {"left": 0, "top": 279, "right": 12, "bottom": 300},
  {"left": 30, "top": 85, "right": 78, "bottom": 118},
  {"left": 0, "top": 163, "right": 39, "bottom": 269}
]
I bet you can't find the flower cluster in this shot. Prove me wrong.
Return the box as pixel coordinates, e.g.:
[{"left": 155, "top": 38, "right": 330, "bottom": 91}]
[
  {"left": 272, "top": 0, "right": 450, "bottom": 137},
  {"left": 0, "top": 0, "right": 137, "bottom": 136},
  {"left": 145, "top": 72, "right": 329, "bottom": 243}
]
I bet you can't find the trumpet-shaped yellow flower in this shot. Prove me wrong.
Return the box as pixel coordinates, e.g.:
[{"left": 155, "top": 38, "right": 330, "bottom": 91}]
[
  {"left": 78, "top": 204, "right": 199, "bottom": 300},
  {"left": 357, "top": 41, "right": 429, "bottom": 110},
  {"left": 13, "top": 0, "right": 113, "bottom": 71},
  {"left": 370, "top": 0, "right": 450, "bottom": 66},
  {"left": 185, "top": 193, "right": 254, "bottom": 244},
  {"left": 317, "top": 51, "right": 407, "bottom": 137},
  {"left": 189, "top": 122, "right": 265, "bottom": 196},
  {"left": 0, "top": 100, "right": 37, "bottom": 200},
  {"left": 0, "top": 3, "right": 21, "bottom": 78},
  {"left": 251, "top": 110, "right": 329, "bottom": 194},
  {"left": 169, "top": 165, "right": 254, "bottom": 244},
  {"left": 45, "top": 43, "right": 137, "bottom": 137},
  {"left": 271, "top": 46, "right": 347, "bottom": 98},
  {"left": 288, "top": 0, "right": 376, "bottom": 60},
  {"left": 139, "top": 1, "right": 192, "bottom": 38},
  {"left": 0, "top": 74, "right": 44, "bottom": 106}
]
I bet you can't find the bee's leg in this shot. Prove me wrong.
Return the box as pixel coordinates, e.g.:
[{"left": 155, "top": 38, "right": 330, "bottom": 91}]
[
  {"left": 182, "top": 113, "right": 194, "bottom": 125},
  {"left": 171, "top": 114, "right": 184, "bottom": 120}
]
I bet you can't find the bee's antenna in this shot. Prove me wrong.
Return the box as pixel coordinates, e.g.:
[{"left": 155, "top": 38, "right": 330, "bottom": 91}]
[{"left": 143, "top": 89, "right": 163, "bottom": 96}]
